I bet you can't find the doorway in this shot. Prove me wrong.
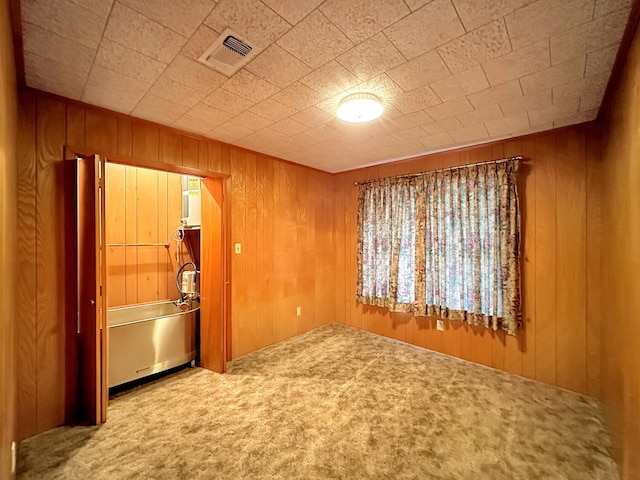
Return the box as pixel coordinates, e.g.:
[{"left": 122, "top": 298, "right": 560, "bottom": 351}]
[
  {"left": 64, "top": 149, "right": 229, "bottom": 425},
  {"left": 105, "top": 163, "right": 200, "bottom": 392}
]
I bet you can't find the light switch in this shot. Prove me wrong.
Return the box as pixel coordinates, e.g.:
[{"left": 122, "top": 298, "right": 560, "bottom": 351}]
[{"left": 234, "top": 243, "right": 241, "bottom": 254}]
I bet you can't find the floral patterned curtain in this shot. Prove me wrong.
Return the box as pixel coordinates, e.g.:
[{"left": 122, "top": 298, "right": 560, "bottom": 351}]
[{"left": 356, "top": 160, "right": 521, "bottom": 335}]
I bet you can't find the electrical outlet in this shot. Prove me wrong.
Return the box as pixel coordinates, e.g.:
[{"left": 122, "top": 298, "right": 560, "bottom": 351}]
[
  {"left": 11, "top": 441, "right": 16, "bottom": 476},
  {"left": 296, "top": 307, "right": 302, "bottom": 316},
  {"left": 234, "top": 243, "right": 241, "bottom": 254},
  {"left": 436, "top": 320, "right": 444, "bottom": 331}
]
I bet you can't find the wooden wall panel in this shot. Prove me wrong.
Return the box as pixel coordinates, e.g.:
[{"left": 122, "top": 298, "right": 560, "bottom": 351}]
[
  {"left": 230, "top": 152, "right": 335, "bottom": 359},
  {"left": 599, "top": 14, "right": 640, "bottom": 480},
  {"left": 105, "top": 163, "right": 127, "bottom": 308},
  {"left": 117, "top": 118, "right": 132, "bottom": 156},
  {"left": 278, "top": 162, "right": 300, "bottom": 342},
  {"left": 244, "top": 152, "right": 259, "bottom": 346},
  {"left": 66, "top": 104, "right": 85, "bottom": 147},
  {"left": 585, "top": 122, "right": 602, "bottom": 398},
  {"left": 124, "top": 167, "right": 138, "bottom": 306},
  {"left": 209, "top": 142, "right": 222, "bottom": 173},
  {"left": 314, "top": 168, "right": 336, "bottom": 327},
  {"left": 272, "top": 162, "right": 292, "bottom": 344},
  {"left": 159, "top": 130, "right": 181, "bottom": 166},
  {"left": 35, "top": 97, "right": 67, "bottom": 432},
  {"left": 182, "top": 137, "right": 198, "bottom": 169},
  {"left": 167, "top": 174, "right": 182, "bottom": 294},
  {"left": 86, "top": 110, "right": 117, "bottom": 154},
  {"left": 230, "top": 149, "right": 248, "bottom": 357},
  {"left": 0, "top": 0, "right": 17, "bottom": 474},
  {"left": 196, "top": 140, "right": 208, "bottom": 171},
  {"left": 533, "top": 134, "right": 557, "bottom": 386},
  {"left": 157, "top": 172, "right": 169, "bottom": 300},
  {"left": 105, "top": 164, "right": 183, "bottom": 308},
  {"left": 136, "top": 168, "right": 159, "bottom": 304},
  {"left": 555, "top": 129, "right": 587, "bottom": 393},
  {"left": 333, "top": 123, "right": 601, "bottom": 396},
  {"left": 17, "top": 90, "right": 335, "bottom": 439},
  {"left": 16, "top": 93, "right": 37, "bottom": 440},
  {"left": 132, "top": 123, "right": 159, "bottom": 162},
  {"left": 255, "top": 155, "right": 274, "bottom": 344}
]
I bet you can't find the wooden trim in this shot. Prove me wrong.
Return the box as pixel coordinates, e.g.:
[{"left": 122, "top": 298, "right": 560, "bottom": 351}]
[
  {"left": 89, "top": 154, "right": 101, "bottom": 424},
  {"left": 67, "top": 145, "right": 229, "bottom": 179},
  {"left": 8, "top": 0, "right": 24, "bottom": 87},
  {"left": 98, "top": 156, "right": 107, "bottom": 423},
  {"left": 224, "top": 177, "right": 232, "bottom": 362},
  {"left": 598, "top": 0, "right": 640, "bottom": 119}
]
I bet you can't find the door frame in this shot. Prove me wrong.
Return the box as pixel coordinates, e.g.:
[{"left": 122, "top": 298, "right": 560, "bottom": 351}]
[{"left": 64, "top": 145, "right": 231, "bottom": 424}]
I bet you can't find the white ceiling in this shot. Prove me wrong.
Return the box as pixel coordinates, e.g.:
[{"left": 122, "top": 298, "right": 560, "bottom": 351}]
[{"left": 20, "top": 0, "right": 632, "bottom": 172}]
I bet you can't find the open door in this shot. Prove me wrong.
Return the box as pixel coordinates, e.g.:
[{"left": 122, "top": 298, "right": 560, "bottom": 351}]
[
  {"left": 200, "top": 177, "right": 226, "bottom": 372},
  {"left": 64, "top": 152, "right": 107, "bottom": 425}
]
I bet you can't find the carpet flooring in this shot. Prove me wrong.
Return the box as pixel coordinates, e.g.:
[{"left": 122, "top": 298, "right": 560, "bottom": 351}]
[{"left": 18, "top": 323, "right": 618, "bottom": 479}]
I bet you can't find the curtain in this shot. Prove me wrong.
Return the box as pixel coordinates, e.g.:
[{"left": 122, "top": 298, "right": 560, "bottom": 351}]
[
  {"left": 356, "top": 160, "right": 521, "bottom": 335},
  {"left": 356, "top": 177, "right": 422, "bottom": 314}
]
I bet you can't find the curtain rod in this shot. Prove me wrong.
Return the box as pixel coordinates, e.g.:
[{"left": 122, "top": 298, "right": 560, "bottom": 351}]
[{"left": 354, "top": 155, "right": 524, "bottom": 186}]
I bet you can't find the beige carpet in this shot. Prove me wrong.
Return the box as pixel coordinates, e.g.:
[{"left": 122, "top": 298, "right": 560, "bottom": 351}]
[{"left": 19, "top": 323, "right": 618, "bottom": 479}]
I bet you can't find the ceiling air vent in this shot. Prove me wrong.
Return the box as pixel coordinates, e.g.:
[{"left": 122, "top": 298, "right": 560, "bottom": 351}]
[{"left": 198, "top": 28, "right": 256, "bottom": 76}]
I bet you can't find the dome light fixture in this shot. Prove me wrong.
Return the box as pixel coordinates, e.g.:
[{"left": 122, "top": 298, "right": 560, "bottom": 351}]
[{"left": 337, "top": 92, "right": 383, "bottom": 123}]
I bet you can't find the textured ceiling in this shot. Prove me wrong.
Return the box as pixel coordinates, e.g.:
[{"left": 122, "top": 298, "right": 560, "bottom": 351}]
[{"left": 20, "top": 0, "right": 632, "bottom": 172}]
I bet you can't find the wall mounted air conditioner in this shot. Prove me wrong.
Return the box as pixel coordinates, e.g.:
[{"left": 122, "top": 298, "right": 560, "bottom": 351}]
[{"left": 181, "top": 175, "right": 201, "bottom": 227}]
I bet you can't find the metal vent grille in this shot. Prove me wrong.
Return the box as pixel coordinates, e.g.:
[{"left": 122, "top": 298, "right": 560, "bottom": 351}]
[
  {"left": 223, "top": 36, "right": 252, "bottom": 56},
  {"left": 198, "top": 29, "right": 257, "bottom": 77}
]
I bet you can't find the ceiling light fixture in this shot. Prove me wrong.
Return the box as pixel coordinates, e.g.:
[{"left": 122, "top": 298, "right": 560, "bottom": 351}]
[{"left": 337, "top": 93, "right": 383, "bottom": 123}]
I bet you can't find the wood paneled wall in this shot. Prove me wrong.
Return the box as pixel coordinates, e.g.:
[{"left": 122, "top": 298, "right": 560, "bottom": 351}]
[
  {"left": 230, "top": 149, "right": 335, "bottom": 358},
  {"left": 0, "top": 0, "right": 17, "bottom": 476},
  {"left": 16, "top": 90, "right": 336, "bottom": 440},
  {"left": 334, "top": 123, "right": 602, "bottom": 397},
  {"left": 599, "top": 17, "right": 640, "bottom": 480},
  {"left": 105, "top": 163, "right": 184, "bottom": 308}
]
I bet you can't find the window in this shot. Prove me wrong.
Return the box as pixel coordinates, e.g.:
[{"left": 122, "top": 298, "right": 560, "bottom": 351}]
[{"left": 356, "top": 160, "right": 521, "bottom": 335}]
